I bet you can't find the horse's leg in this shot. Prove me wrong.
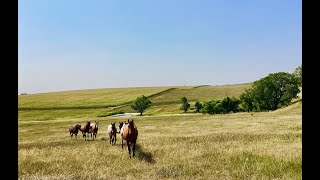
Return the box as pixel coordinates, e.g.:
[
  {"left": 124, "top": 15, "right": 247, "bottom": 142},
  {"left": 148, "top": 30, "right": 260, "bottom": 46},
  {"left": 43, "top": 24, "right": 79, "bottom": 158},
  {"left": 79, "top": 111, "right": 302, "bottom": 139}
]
[
  {"left": 121, "top": 138, "right": 123, "bottom": 149},
  {"left": 133, "top": 142, "right": 136, "bottom": 157},
  {"left": 127, "top": 141, "right": 131, "bottom": 158},
  {"left": 75, "top": 133, "right": 77, "bottom": 139},
  {"left": 115, "top": 135, "right": 116, "bottom": 145}
]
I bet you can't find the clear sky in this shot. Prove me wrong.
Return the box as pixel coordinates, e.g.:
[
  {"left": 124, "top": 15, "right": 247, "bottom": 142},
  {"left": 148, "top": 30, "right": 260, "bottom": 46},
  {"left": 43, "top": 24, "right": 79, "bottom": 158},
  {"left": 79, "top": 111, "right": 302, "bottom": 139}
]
[{"left": 18, "top": 0, "right": 301, "bottom": 94}]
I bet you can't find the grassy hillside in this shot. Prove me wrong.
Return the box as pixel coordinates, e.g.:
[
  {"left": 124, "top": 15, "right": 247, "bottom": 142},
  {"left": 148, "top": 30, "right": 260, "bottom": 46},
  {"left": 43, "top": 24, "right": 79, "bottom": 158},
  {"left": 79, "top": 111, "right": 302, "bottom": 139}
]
[
  {"left": 18, "top": 101, "right": 301, "bottom": 179},
  {"left": 18, "top": 83, "right": 252, "bottom": 121},
  {"left": 145, "top": 83, "right": 252, "bottom": 115},
  {"left": 18, "top": 87, "right": 172, "bottom": 110}
]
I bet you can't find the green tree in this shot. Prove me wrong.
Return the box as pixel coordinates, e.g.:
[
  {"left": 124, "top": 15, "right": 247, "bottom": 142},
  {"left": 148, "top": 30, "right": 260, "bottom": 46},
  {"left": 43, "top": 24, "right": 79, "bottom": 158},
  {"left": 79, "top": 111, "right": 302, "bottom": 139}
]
[
  {"left": 229, "top": 96, "right": 241, "bottom": 113},
  {"left": 243, "top": 72, "right": 300, "bottom": 111},
  {"left": 293, "top": 65, "right": 302, "bottom": 87},
  {"left": 194, "top": 101, "right": 203, "bottom": 113},
  {"left": 131, "top": 95, "right": 152, "bottom": 116},
  {"left": 180, "top": 97, "right": 190, "bottom": 113},
  {"left": 201, "top": 100, "right": 216, "bottom": 114},
  {"left": 239, "top": 89, "right": 254, "bottom": 112},
  {"left": 213, "top": 101, "right": 223, "bottom": 114}
]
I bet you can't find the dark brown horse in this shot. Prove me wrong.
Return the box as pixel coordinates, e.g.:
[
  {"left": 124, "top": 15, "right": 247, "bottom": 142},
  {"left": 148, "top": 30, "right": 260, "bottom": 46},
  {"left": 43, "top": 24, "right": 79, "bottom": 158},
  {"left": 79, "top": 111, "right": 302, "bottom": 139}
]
[
  {"left": 79, "top": 121, "right": 91, "bottom": 141},
  {"left": 89, "top": 121, "right": 99, "bottom": 140},
  {"left": 69, "top": 124, "right": 81, "bottom": 139},
  {"left": 121, "top": 119, "right": 138, "bottom": 158},
  {"left": 107, "top": 123, "right": 117, "bottom": 145}
]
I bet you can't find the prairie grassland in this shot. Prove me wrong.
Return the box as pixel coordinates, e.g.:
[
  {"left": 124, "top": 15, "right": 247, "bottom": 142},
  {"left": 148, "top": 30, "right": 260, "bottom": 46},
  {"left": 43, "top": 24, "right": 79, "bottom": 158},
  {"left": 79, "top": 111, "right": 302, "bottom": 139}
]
[
  {"left": 140, "top": 83, "right": 253, "bottom": 115},
  {"left": 18, "top": 108, "right": 113, "bottom": 121},
  {"left": 18, "top": 101, "right": 301, "bottom": 180},
  {"left": 18, "top": 87, "right": 172, "bottom": 109},
  {"left": 18, "top": 83, "right": 252, "bottom": 120},
  {"left": 149, "top": 83, "right": 252, "bottom": 105}
]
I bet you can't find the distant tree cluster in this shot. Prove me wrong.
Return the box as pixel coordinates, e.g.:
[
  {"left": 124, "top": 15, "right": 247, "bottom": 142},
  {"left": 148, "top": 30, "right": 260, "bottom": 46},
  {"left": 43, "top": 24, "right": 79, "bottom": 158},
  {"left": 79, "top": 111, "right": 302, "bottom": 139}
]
[
  {"left": 199, "top": 96, "right": 240, "bottom": 114},
  {"left": 186, "top": 66, "right": 301, "bottom": 114},
  {"left": 239, "top": 72, "right": 300, "bottom": 112},
  {"left": 131, "top": 66, "right": 301, "bottom": 115}
]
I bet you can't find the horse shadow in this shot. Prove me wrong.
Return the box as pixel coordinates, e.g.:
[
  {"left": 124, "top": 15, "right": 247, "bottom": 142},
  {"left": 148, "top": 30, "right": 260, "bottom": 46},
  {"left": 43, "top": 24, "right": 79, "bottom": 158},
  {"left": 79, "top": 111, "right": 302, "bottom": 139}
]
[{"left": 135, "top": 144, "right": 155, "bottom": 164}]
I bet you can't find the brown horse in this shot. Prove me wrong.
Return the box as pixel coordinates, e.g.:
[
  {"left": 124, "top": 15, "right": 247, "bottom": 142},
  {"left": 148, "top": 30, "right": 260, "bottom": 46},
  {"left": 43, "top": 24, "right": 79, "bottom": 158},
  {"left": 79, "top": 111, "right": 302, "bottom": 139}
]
[
  {"left": 118, "top": 121, "right": 124, "bottom": 133},
  {"left": 69, "top": 124, "right": 81, "bottom": 139},
  {"left": 79, "top": 121, "right": 91, "bottom": 141},
  {"left": 121, "top": 119, "right": 138, "bottom": 158},
  {"left": 89, "top": 121, "right": 99, "bottom": 140},
  {"left": 107, "top": 123, "right": 117, "bottom": 145}
]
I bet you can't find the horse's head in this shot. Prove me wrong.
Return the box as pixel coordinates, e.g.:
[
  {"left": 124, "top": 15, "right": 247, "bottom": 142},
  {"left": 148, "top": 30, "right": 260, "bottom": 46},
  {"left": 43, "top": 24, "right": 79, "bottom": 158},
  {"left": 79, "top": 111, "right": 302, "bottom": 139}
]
[
  {"left": 95, "top": 121, "right": 99, "bottom": 128},
  {"left": 75, "top": 124, "right": 81, "bottom": 129},
  {"left": 128, "top": 119, "right": 135, "bottom": 135},
  {"left": 111, "top": 122, "right": 116, "bottom": 132},
  {"left": 119, "top": 122, "right": 124, "bottom": 129},
  {"left": 86, "top": 121, "right": 91, "bottom": 129}
]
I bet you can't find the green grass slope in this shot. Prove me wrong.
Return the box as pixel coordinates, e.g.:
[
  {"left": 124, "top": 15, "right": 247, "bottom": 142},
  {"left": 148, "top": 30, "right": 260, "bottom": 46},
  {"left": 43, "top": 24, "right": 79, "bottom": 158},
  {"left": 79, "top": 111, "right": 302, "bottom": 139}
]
[
  {"left": 18, "top": 87, "right": 172, "bottom": 110},
  {"left": 18, "top": 83, "right": 252, "bottom": 121},
  {"left": 18, "top": 100, "right": 301, "bottom": 179},
  {"left": 115, "top": 83, "right": 252, "bottom": 115}
]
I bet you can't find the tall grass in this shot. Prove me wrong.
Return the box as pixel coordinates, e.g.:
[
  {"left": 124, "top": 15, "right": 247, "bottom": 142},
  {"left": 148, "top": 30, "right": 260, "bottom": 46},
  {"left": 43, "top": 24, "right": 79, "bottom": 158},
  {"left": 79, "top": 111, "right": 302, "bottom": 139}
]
[{"left": 18, "top": 101, "right": 301, "bottom": 179}]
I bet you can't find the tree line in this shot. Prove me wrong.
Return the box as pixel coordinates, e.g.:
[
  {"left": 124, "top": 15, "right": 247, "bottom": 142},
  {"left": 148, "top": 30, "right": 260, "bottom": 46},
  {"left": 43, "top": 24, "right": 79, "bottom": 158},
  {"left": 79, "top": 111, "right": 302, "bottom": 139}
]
[{"left": 131, "top": 65, "right": 302, "bottom": 115}]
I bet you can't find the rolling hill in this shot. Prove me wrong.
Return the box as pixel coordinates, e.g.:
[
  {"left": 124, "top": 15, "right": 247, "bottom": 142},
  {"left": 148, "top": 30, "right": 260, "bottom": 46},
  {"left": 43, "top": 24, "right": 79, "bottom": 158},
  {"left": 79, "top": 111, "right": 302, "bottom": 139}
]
[
  {"left": 18, "top": 83, "right": 252, "bottom": 121},
  {"left": 18, "top": 83, "right": 302, "bottom": 179}
]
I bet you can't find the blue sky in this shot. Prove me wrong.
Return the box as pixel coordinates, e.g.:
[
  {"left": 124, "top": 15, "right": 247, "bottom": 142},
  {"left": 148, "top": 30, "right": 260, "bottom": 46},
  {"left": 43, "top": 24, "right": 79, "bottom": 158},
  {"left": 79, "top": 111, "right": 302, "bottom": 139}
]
[{"left": 18, "top": 0, "right": 301, "bottom": 94}]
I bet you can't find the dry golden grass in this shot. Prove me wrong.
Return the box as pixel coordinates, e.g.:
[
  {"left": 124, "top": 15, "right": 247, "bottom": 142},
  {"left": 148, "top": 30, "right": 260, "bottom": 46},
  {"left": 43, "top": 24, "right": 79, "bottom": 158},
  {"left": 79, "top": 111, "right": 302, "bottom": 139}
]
[{"left": 18, "top": 101, "right": 301, "bottom": 180}]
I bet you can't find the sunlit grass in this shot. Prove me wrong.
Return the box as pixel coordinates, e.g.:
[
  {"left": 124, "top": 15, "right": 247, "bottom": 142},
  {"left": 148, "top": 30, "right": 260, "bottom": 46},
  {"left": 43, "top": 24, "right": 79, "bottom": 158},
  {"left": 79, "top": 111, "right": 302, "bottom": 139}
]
[
  {"left": 18, "top": 87, "right": 172, "bottom": 109},
  {"left": 18, "top": 101, "right": 301, "bottom": 179},
  {"left": 18, "top": 83, "right": 252, "bottom": 120}
]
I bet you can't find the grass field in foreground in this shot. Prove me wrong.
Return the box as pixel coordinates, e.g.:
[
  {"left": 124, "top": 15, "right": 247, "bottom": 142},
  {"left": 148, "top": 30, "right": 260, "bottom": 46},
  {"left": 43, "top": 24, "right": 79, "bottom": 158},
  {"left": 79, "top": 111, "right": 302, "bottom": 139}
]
[{"left": 18, "top": 101, "right": 301, "bottom": 180}]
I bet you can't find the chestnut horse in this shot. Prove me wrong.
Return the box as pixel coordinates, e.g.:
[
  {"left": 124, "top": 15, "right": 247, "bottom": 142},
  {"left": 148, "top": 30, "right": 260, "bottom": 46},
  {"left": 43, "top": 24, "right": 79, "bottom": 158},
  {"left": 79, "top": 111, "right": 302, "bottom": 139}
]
[
  {"left": 89, "top": 121, "right": 99, "bottom": 140},
  {"left": 121, "top": 119, "right": 138, "bottom": 158},
  {"left": 79, "top": 121, "right": 91, "bottom": 141},
  {"left": 69, "top": 124, "right": 81, "bottom": 139},
  {"left": 107, "top": 123, "right": 117, "bottom": 145}
]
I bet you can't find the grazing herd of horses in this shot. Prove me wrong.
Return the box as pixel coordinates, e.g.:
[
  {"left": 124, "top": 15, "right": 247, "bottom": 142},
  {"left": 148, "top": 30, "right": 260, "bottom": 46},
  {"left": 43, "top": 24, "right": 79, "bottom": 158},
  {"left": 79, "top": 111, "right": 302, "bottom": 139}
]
[{"left": 68, "top": 119, "right": 138, "bottom": 158}]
